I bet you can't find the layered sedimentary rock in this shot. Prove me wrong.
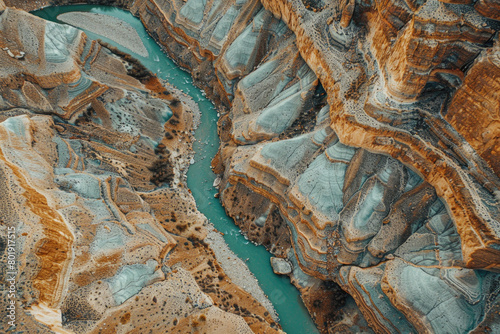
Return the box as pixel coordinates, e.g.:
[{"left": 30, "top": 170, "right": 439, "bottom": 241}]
[
  {"left": 116, "top": 0, "right": 500, "bottom": 333},
  {"left": 0, "top": 8, "right": 280, "bottom": 334},
  {"left": 4, "top": 0, "right": 500, "bottom": 333}
]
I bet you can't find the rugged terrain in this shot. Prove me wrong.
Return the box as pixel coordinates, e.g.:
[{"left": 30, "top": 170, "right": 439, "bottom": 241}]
[
  {"left": 0, "top": 5, "right": 280, "bottom": 333},
  {"left": 2, "top": 0, "right": 500, "bottom": 333}
]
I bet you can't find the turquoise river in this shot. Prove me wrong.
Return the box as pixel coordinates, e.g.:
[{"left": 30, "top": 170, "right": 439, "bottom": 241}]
[{"left": 33, "top": 5, "right": 318, "bottom": 334}]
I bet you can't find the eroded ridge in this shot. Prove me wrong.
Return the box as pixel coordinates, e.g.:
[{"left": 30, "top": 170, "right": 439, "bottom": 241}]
[
  {"left": 0, "top": 7, "right": 281, "bottom": 334},
  {"left": 3, "top": 0, "right": 500, "bottom": 333},
  {"left": 257, "top": 0, "right": 500, "bottom": 272},
  {"left": 120, "top": 0, "right": 500, "bottom": 332}
]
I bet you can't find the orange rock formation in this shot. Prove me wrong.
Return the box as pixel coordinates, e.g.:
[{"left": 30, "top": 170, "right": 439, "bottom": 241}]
[
  {"left": 3, "top": 0, "right": 500, "bottom": 333},
  {"left": 0, "top": 7, "right": 280, "bottom": 334}
]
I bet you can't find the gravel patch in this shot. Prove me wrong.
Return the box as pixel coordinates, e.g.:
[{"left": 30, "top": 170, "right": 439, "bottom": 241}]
[
  {"left": 57, "top": 11, "right": 148, "bottom": 58},
  {"left": 204, "top": 222, "right": 279, "bottom": 322},
  {"left": 166, "top": 81, "right": 278, "bottom": 322}
]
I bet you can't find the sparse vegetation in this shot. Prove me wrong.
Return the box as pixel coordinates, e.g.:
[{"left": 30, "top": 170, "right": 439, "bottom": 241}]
[
  {"left": 97, "top": 40, "right": 152, "bottom": 81},
  {"left": 149, "top": 154, "right": 174, "bottom": 186}
]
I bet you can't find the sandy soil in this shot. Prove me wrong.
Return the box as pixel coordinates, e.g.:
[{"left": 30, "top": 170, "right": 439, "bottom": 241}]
[
  {"left": 204, "top": 222, "right": 279, "bottom": 321},
  {"left": 61, "top": 11, "right": 279, "bottom": 323},
  {"left": 58, "top": 11, "right": 149, "bottom": 58}
]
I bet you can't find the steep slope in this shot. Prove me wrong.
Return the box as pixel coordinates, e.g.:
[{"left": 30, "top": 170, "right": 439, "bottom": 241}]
[
  {"left": 0, "top": 7, "right": 280, "bottom": 333},
  {"left": 3, "top": 0, "right": 500, "bottom": 333}
]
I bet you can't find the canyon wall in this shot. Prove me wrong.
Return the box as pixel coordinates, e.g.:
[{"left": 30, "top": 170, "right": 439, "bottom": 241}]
[
  {"left": 0, "top": 7, "right": 280, "bottom": 333},
  {"left": 2, "top": 0, "right": 500, "bottom": 333},
  {"left": 124, "top": 0, "right": 500, "bottom": 332}
]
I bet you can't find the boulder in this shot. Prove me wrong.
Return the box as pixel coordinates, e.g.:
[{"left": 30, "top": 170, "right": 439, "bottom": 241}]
[{"left": 270, "top": 257, "right": 293, "bottom": 275}]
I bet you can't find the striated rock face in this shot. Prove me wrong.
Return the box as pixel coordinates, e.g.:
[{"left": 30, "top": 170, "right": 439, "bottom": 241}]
[
  {"left": 0, "top": 8, "right": 280, "bottom": 334},
  {"left": 257, "top": 0, "right": 500, "bottom": 273},
  {"left": 114, "top": 0, "right": 500, "bottom": 332},
  {"left": 4, "top": 0, "right": 500, "bottom": 333},
  {"left": 445, "top": 42, "right": 500, "bottom": 176}
]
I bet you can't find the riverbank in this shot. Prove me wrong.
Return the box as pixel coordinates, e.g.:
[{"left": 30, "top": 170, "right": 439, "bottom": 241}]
[
  {"left": 204, "top": 223, "right": 279, "bottom": 321},
  {"left": 57, "top": 8, "right": 279, "bottom": 320},
  {"left": 31, "top": 3, "right": 320, "bottom": 333},
  {"left": 0, "top": 5, "right": 284, "bottom": 333},
  {"left": 57, "top": 11, "right": 148, "bottom": 57}
]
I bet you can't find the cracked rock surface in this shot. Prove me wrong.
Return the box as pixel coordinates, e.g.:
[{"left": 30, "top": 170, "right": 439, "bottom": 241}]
[
  {"left": 0, "top": 7, "right": 281, "bottom": 334},
  {"left": 3, "top": 0, "right": 500, "bottom": 333}
]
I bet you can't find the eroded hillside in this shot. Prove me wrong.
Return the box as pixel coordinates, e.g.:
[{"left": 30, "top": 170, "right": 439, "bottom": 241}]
[{"left": 2, "top": 0, "right": 500, "bottom": 333}]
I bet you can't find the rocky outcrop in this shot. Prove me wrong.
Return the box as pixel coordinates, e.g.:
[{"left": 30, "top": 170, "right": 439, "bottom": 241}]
[
  {"left": 256, "top": 0, "right": 500, "bottom": 272},
  {"left": 445, "top": 41, "right": 500, "bottom": 176},
  {"left": 114, "top": 0, "right": 500, "bottom": 333},
  {"left": 0, "top": 8, "right": 280, "bottom": 334},
  {"left": 4, "top": 0, "right": 500, "bottom": 333},
  {"left": 270, "top": 257, "right": 292, "bottom": 275}
]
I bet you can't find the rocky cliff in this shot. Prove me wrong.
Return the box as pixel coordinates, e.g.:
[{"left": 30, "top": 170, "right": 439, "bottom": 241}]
[
  {"left": 0, "top": 7, "right": 280, "bottom": 333},
  {"left": 3, "top": 0, "right": 500, "bottom": 333}
]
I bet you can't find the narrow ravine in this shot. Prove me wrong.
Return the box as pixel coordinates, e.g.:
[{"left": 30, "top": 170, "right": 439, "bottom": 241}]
[{"left": 33, "top": 5, "right": 318, "bottom": 334}]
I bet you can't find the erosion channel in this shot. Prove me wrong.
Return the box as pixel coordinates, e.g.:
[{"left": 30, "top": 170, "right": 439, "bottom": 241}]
[{"left": 33, "top": 4, "right": 318, "bottom": 334}]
